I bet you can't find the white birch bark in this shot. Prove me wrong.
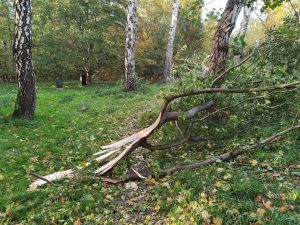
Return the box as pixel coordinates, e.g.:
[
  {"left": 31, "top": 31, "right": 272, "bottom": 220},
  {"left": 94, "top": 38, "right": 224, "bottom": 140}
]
[
  {"left": 163, "top": 0, "right": 179, "bottom": 83},
  {"left": 124, "top": 0, "right": 137, "bottom": 91},
  {"left": 239, "top": 5, "right": 253, "bottom": 37}
]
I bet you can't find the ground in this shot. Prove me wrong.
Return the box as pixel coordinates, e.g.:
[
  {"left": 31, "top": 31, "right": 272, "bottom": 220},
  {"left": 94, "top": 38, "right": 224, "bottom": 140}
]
[{"left": 0, "top": 81, "right": 299, "bottom": 225}]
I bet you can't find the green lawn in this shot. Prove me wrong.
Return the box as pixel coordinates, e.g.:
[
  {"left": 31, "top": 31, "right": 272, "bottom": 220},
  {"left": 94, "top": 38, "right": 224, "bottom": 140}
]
[{"left": 0, "top": 82, "right": 299, "bottom": 224}]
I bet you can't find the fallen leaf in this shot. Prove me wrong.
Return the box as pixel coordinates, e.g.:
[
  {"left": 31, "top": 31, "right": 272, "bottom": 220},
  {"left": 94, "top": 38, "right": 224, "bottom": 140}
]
[
  {"left": 125, "top": 182, "right": 138, "bottom": 190},
  {"left": 249, "top": 159, "right": 258, "bottom": 166},
  {"left": 214, "top": 181, "right": 222, "bottom": 188},
  {"left": 255, "top": 195, "right": 267, "bottom": 203},
  {"left": 217, "top": 168, "right": 225, "bottom": 172},
  {"left": 200, "top": 192, "right": 207, "bottom": 199},
  {"left": 223, "top": 173, "right": 232, "bottom": 180},
  {"left": 207, "top": 143, "right": 213, "bottom": 149},
  {"left": 235, "top": 155, "right": 243, "bottom": 164},
  {"left": 74, "top": 217, "right": 82, "bottom": 225},
  {"left": 279, "top": 205, "right": 288, "bottom": 213},
  {"left": 257, "top": 208, "right": 266, "bottom": 217},
  {"left": 263, "top": 200, "right": 272, "bottom": 209},
  {"left": 213, "top": 217, "right": 222, "bottom": 225},
  {"left": 279, "top": 194, "right": 287, "bottom": 201},
  {"left": 201, "top": 210, "right": 210, "bottom": 220},
  {"left": 154, "top": 204, "right": 160, "bottom": 211}
]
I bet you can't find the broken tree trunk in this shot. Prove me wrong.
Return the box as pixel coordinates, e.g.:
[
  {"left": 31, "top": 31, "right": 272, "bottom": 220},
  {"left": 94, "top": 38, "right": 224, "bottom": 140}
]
[{"left": 28, "top": 81, "right": 300, "bottom": 190}]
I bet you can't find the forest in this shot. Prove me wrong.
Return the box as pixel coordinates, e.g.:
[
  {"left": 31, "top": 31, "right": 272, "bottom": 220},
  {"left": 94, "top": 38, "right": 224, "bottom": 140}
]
[{"left": 0, "top": 0, "right": 300, "bottom": 224}]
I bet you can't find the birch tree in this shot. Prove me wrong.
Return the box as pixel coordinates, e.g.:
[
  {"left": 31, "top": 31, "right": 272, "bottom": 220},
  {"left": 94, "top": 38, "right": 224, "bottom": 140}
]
[
  {"left": 163, "top": 0, "right": 179, "bottom": 83},
  {"left": 12, "top": 0, "right": 36, "bottom": 118},
  {"left": 206, "top": 0, "right": 244, "bottom": 76},
  {"left": 239, "top": 4, "right": 253, "bottom": 37},
  {"left": 124, "top": 0, "right": 137, "bottom": 91}
]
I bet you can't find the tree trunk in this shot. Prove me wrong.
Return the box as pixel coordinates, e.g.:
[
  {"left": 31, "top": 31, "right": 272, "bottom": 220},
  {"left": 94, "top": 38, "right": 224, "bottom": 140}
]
[
  {"left": 239, "top": 5, "right": 252, "bottom": 37},
  {"left": 206, "top": 0, "right": 243, "bottom": 76},
  {"left": 124, "top": 0, "right": 137, "bottom": 91},
  {"left": 12, "top": 0, "right": 36, "bottom": 119},
  {"left": 163, "top": 0, "right": 179, "bottom": 83}
]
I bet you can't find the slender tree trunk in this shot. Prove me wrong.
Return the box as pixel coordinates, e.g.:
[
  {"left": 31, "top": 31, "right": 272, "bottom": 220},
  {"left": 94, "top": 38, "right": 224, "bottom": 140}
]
[
  {"left": 124, "top": 0, "right": 137, "bottom": 91},
  {"left": 163, "top": 0, "right": 179, "bottom": 83},
  {"left": 12, "top": 0, "right": 36, "bottom": 119},
  {"left": 239, "top": 5, "right": 253, "bottom": 37},
  {"left": 206, "top": 0, "right": 243, "bottom": 76}
]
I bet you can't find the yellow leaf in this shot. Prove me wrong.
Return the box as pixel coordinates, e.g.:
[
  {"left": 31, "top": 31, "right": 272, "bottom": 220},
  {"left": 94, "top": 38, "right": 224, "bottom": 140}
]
[
  {"left": 213, "top": 217, "right": 223, "bottom": 225},
  {"left": 0, "top": 173, "right": 4, "bottom": 181},
  {"left": 200, "top": 192, "right": 207, "bottom": 199},
  {"left": 263, "top": 200, "right": 272, "bottom": 209},
  {"left": 214, "top": 181, "right": 222, "bottom": 188},
  {"left": 257, "top": 208, "right": 266, "bottom": 217},
  {"left": 279, "top": 194, "right": 287, "bottom": 201},
  {"left": 279, "top": 205, "right": 288, "bottom": 213},
  {"left": 223, "top": 173, "right": 232, "bottom": 180},
  {"left": 249, "top": 159, "right": 258, "bottom": 166},
  {"left": 74, "top": 217, "right": 82, "bottom": 225},
  {"left": 217, "top": 168, "right": 225, "bottom": 172},
  {"left": 154, "top": 204, "right": 160, "bottom": 211}
]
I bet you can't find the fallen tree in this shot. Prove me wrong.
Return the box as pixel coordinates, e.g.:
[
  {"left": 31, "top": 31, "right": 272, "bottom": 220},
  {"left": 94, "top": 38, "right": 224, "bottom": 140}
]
[{"left": 29, "top": 81, "right": 300, "bottom": 190}]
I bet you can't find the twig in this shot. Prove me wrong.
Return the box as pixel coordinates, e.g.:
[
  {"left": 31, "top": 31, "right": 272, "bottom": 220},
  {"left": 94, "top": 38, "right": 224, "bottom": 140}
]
[
  {"left": 27, "top": 171, "right": 58, "bottom": 186},
  {"left": 195, "top": 96, "right": 265, "bottom": 122},
  {"left": 131, "top": 167, "right": 147, "bottom": 179}
]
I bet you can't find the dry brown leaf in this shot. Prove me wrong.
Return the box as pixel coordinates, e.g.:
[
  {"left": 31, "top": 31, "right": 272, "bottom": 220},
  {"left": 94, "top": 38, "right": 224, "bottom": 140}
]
[{"left": 235, "top": 155, "right": 243, "bottom": 164}]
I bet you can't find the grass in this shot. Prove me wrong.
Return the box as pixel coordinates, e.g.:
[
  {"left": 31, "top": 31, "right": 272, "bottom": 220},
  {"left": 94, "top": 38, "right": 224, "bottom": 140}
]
[{"left": 0, "top": 81, "right": 299, "bottom": 224}]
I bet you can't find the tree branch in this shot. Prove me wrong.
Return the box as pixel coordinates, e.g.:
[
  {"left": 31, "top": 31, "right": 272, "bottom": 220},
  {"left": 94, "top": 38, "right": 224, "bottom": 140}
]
[{"left": 122, "top": 125, "right": 300, "bottom": 181}]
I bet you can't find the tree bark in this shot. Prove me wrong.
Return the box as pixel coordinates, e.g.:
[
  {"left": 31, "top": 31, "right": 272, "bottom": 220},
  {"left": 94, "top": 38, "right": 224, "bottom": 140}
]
[
  {"left": 163, "top": 0, "right": 179, "bottom": 83},
  {"left": 206, "top": 0, "right": 243, "bottom": 76},
  {"left": 12, "top": 0, "right": 36, "bottom": 119},
  {"left": 124, "top": 0, "right": 137, "bottom": 91},
  {"left": 239, "top": 4, "right": 252, "bottom": 37}
]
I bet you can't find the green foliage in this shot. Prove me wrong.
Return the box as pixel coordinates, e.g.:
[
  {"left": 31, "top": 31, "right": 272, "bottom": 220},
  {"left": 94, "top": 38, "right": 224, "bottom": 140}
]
[
  {"left": 0, "top": 0, "right": 14, "bottom": 82},
  {"left": 232, "top": 34, "right": 247, "bottom": 56},
  {"left": 33, "top": 0, "right": 126, "bottom": 80}
]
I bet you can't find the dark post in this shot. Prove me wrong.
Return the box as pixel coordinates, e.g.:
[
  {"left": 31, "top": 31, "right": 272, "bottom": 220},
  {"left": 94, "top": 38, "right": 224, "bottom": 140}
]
[
  {"left": 80, "top": 73, "right": 87, "bottom": 86},
  {"left": 56, "top": 77, "right": 63, "bottom": 89}
]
